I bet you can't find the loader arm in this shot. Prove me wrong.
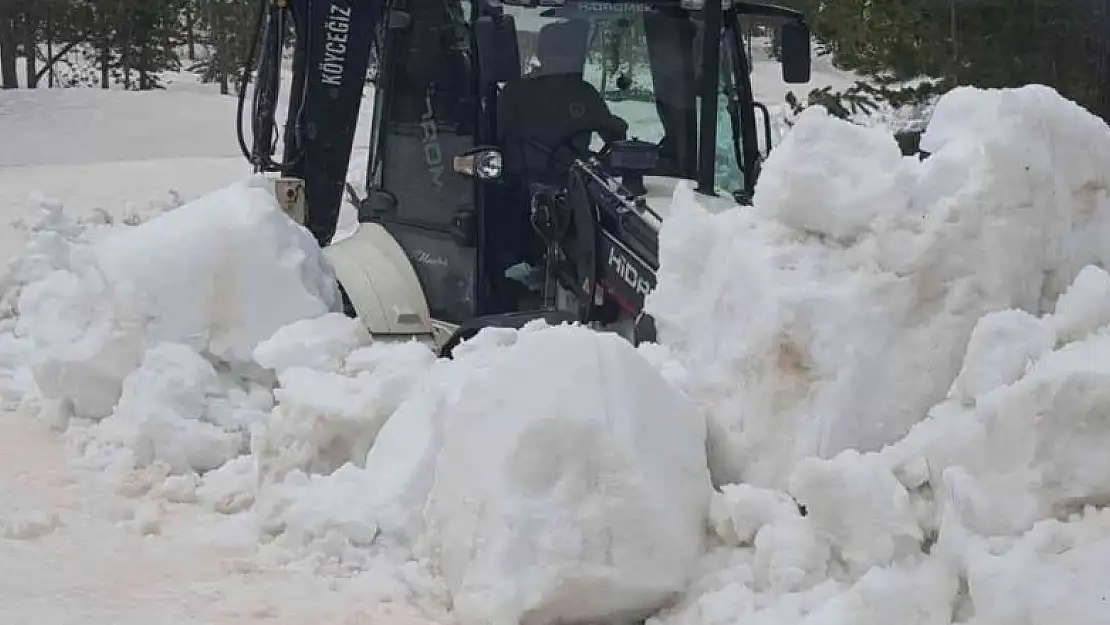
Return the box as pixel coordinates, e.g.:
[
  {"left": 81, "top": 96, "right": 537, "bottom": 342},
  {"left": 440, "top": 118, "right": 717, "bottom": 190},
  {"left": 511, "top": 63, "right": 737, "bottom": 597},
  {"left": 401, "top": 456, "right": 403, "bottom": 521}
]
[
  {"left": 241, "top": 0, "right": 381, "bottom": 248},
  {"left": 282, "top": 0, "right": 381, "bottom": 247}
]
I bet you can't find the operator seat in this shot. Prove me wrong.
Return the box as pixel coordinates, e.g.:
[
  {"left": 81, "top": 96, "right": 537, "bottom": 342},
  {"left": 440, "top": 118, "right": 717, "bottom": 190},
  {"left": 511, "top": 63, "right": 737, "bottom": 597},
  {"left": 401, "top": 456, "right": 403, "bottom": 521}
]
[
  {"left": 497, "top": 20, "right": 627, "bottom": 182},
  {"left": 487, "top": 21, "right": 627, "bottom": 314}
]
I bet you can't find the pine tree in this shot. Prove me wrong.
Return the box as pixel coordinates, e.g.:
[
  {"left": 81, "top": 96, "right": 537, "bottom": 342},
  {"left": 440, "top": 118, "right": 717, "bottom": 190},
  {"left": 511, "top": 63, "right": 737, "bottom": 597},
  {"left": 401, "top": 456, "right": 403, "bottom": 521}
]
[
  {"left": 781, "top": 0, "right": 1110, "bottom": 128},
  {"left": 194, "top": 0, "right": 258, "bottom": 95},
  {"left": 0, "top": 2, "right": 18, "bottom": 89}
]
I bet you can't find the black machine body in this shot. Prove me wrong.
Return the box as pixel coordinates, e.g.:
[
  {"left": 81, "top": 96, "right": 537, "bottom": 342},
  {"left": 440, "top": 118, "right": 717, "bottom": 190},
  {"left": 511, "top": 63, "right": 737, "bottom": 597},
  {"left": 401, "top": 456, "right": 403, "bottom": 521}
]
[{"left": 239, "top": 0, "right": 812, "bottom": 354}]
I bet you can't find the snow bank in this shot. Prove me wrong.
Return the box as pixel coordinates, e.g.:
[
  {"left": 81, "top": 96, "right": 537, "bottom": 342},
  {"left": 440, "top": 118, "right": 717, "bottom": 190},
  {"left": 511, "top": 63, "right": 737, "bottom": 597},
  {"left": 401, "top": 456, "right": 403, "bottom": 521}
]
[
  {"left": 250, "top": 322, "right": 713, "bottom": 625},
  {"left": 648, "top": 84, "right": 1110, "bottom": 490},
  {"left": 637, "top": 83, "right": 1110, "bottom": 625},
  {"left": 2, "top": 176, "right": 338, "bottom": 421},
  {"left": 1, "top": 194, "right": 712, "bottom": 625},
  {"left": 647, "top": 263, "right": 1110, "bottom": 625}
]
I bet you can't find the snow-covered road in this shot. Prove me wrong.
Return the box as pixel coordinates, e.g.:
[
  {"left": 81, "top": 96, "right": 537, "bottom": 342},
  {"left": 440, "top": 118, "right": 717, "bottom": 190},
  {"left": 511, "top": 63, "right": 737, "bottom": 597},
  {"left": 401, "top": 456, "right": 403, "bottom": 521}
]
[
  {"left": 0, "top": 409, "right": 455, "bottom": 625},
  {"left": 0, "top": 410, "right": 253, "bottom": 625}
]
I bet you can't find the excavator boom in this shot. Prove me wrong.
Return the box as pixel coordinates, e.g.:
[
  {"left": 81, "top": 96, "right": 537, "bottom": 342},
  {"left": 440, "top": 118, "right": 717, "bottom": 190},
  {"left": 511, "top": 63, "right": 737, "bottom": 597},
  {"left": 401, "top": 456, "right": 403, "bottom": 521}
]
[
  {"left": 243, "top": 0, "right": 380, "bottom": 248},
  {"left": 282, "top": 0, "right": 380, "bottom": 247}
]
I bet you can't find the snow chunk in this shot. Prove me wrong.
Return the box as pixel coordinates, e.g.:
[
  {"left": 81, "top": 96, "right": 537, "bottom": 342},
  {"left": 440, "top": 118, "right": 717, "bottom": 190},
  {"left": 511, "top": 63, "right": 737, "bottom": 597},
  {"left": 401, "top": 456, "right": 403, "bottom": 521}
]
[
  {"left": 752, "top": 515, "right": 831, "bottom": 594},
  {"left": 789, "top": 450, "right": 922, "bottom": 576},
  {"left": 949, "top": 308, "right": 1056, "bottom": 405},
  {"left": 883, "top": 270, "right": 1110, "bottom": 538},
  {"left": 245, "top": 340, "right": 440, "bottom": 560},
  {"left": 94, "top": 342, "right": 248, "bottom": 474},
  {"left": 255, "top": 465, "right": 381, "bottom": 565},
  {"left": 803, "top": 556, "right": 958, "bottom": 625},
  {"left": 424, "top": 324, "right": 711, "bottom": 625},
  {"left": 252, "top": 312, "right": 371, "bottom": 375},
  {"left": 197, "top": 455, "right": 258, "bottom": 515},
  {"left": 3, "top": 176, "right": 340, "bottom": 419},
  {"left": 16, "top": 268, "right": 143, "bottom": 419},
  {"left": 1050, "top": 264, "right": 1110, "bottom": 344},
  {"left": 962, "top": 510, "right": 1110, "bottom": 625},
  {"left": 709, "top": 483, "right": 800, "bottom": 547},
  {"left": 252, "top": 340, "right": 435, "bottom": 484},
  {"left": 754, "top": 105, "right": 910, "bottom": 243},
  {"left": 89, "top": 175, "right": 339, "bottom": 365}
]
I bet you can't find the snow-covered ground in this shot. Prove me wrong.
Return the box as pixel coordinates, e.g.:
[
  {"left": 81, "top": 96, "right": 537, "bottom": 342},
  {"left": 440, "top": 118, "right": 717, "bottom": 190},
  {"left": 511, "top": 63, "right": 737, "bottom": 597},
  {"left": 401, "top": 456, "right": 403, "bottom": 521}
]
[{"left": 5, "top": 48, "right": 1110, "bottom": 625}]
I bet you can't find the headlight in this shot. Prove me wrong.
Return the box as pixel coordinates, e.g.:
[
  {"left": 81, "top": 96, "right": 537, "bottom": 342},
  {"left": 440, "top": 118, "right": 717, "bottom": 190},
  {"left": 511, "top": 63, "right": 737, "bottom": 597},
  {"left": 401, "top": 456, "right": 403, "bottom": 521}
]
[{"left": 453, "top": 148, "right": 504, "bottom": 180}]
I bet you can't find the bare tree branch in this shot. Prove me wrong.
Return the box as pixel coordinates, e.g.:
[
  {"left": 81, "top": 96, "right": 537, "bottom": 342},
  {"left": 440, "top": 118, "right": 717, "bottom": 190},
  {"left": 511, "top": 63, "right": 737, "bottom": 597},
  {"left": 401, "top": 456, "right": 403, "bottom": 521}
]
[{"left": 34, "top": 39, "right": 82, "bottom": 82}]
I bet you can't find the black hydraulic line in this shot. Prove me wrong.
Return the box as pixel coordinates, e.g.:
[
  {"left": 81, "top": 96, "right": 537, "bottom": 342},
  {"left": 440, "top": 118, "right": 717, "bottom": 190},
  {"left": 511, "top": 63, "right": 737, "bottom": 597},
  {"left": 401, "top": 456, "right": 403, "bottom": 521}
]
[
  {"left": 238, "top": 0, "right": 304, "bottom": 173},
  {"left": 283, "top": 3, "right": 311, "bottom": 172},
  {"left": 696, "top": 0, "right": 723, "bottom": 195},
  {"left": 254, "top": 6, "right": 285, "bottom": 170},
  {"left": 236, "top": 0, "right": 269, "bottom": 167}
]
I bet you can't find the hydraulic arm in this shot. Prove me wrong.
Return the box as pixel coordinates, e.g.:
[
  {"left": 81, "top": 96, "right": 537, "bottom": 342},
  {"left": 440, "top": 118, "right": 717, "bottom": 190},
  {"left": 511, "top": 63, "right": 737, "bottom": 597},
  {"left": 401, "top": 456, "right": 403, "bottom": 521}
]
[{"left": 239, "top": 0, "right": 381, "bottom": 247}]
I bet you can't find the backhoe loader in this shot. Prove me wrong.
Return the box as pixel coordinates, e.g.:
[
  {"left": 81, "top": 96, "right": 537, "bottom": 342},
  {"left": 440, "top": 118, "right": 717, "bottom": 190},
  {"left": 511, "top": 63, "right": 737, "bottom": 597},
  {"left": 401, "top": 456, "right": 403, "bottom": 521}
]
[{"left": 239, "top": 0, "right": 811, "bottom": 355}]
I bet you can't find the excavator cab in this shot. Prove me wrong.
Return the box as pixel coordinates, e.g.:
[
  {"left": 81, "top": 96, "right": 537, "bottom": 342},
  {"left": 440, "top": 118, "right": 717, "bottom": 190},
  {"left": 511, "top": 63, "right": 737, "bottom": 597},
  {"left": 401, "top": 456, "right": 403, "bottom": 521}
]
[{"left": 247, "top": 0, "right": 811, "bottom": 351}]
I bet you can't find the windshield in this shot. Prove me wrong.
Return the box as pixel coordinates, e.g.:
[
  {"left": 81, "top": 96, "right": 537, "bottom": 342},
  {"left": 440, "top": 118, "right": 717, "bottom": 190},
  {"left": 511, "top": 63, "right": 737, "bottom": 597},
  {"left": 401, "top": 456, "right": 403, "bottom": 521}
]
[{"left": 503, "top": 2, "right": 747, "bottom": 194}]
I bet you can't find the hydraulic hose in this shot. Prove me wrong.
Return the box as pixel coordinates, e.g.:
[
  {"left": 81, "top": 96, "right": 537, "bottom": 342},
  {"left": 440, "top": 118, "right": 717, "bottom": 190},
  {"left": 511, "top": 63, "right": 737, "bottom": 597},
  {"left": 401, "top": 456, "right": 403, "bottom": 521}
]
[{"left": 236, "top": 0, "right": 268, "bottom": 167}]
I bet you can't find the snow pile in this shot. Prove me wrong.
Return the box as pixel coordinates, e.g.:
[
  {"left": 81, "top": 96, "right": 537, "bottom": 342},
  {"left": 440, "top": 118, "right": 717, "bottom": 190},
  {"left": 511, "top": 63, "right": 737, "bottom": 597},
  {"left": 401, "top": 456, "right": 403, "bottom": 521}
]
[
  {"left": 0, "top": 176, "right": 344, "bottom": 488},
  {"left": 1, "top": 176, "right": 337, "bottom": 422},
  {"left": 426, "top": 325, "right": 711, "bottom": 625},
  {"left": 643, "top": 291, "right": 1110, "bottom": 625},
  {"left": 7, "top": 83, "right": 1110, "bottom": 625},
  {"left": 882, "top": 277, "right": 1110, "bottom": 538},
  {"left": 245, "top": 322, "right": 713, "bottom": 625},
  {"left": 0, "top": 180, "right": 714, "bottom": 624},
  {"left": 648, "top": 83, "right": 1110, "bottom": 490},
  {"left": 91, "top": 342, "right": 265, "bottom": 474},
  {"left": 649, "top": 262, "right": 1110, "bottom": 625},
  {"left": 633, "top": 83, "right": 1110, "bottom": 625}
]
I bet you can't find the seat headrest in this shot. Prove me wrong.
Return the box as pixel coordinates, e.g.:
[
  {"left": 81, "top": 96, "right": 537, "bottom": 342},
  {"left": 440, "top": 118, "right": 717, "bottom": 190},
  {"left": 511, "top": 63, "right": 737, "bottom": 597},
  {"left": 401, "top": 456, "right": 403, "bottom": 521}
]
[{"left": 535, "top": 20, "right": 590, "bottom": 74}]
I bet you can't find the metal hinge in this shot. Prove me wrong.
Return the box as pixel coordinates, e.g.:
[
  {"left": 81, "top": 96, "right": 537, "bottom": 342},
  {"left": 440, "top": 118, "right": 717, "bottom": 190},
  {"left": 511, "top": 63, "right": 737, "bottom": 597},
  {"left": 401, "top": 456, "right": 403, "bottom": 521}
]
[{"left": 275, "top": 177, "right": 306, "bottom": 225}]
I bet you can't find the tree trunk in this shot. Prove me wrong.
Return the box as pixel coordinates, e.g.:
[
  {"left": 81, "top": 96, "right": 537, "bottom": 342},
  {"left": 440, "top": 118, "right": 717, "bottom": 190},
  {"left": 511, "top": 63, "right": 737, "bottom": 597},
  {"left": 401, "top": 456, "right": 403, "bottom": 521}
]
[
  {"left": 121, "top": 21, "right": 131, "bottom": 90},
  {"left": 185, "top": 2, "right": 196, "bottom": 61},
  {"left": 138, "top": 27, "right": 148, "bottom": 90},
  {"left": 12, "top": 1, "right": 38, "bottom": 88},
  {"left": 100, "top": 40, "right": 109, "bottom": 88},
  {"left": 45, "top": 13, "right": 52, "bottom": 87},
  {"left": 0, "top": 8, "right": 19, "bottom": 88},
  {"left": 24, "top": 32, "right": 37, "bottom": 88},
  {"left": 218, "top": 59, "right": 228, "bottom": 95},
  {"left": 43, "top": 3, "right": 58, "bottom": 88}
]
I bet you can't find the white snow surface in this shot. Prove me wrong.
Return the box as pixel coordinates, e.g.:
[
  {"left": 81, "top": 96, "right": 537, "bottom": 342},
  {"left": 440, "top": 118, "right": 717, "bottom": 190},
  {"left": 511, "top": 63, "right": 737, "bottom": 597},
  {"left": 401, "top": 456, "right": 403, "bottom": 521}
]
[
  {"left": 5, "top": 80, "right": 1110, "bottom": 625},
  {"left": 425, "top": 326, "right": 711, "bottom": 625}
]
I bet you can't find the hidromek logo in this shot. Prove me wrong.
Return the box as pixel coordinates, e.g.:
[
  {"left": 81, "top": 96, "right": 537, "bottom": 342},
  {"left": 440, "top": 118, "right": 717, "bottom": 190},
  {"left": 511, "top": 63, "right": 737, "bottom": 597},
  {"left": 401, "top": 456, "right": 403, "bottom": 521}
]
[{"left": 607, "top": 245, "right": 652, "bottom": 297}]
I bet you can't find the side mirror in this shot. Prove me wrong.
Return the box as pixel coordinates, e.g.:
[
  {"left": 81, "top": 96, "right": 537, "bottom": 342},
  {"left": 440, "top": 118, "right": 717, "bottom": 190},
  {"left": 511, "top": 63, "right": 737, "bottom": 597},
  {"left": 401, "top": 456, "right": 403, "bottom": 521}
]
[
  {"left": 474, "top": 15, "right": 522, "bottom": 84},
  {"left": 454, "top": 147, "right": 504, "bottom": 181},
  {"left": 780, "top": 20, "right": 812, "bottom": 84}
]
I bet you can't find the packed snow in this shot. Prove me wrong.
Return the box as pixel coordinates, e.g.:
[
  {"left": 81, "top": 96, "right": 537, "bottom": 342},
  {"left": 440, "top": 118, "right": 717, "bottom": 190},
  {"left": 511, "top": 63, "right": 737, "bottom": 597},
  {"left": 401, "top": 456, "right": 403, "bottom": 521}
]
[{"left": 5, "top": 76, "right": 1110, "bottom": 625}]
